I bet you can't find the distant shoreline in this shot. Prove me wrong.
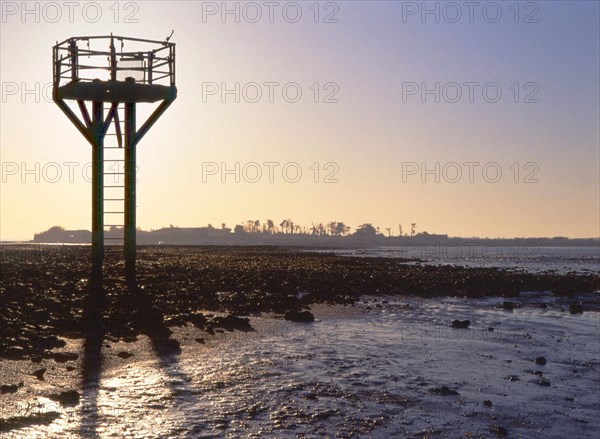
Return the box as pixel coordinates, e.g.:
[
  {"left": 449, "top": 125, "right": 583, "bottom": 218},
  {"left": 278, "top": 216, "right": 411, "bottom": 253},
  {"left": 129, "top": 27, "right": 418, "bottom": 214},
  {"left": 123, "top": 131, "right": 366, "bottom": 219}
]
[
  {"left": 2, "top": 241, "right": 600, "bottom": 249},
  {"left": 17, "top": 225, "right": 600, "bottom": 248}
]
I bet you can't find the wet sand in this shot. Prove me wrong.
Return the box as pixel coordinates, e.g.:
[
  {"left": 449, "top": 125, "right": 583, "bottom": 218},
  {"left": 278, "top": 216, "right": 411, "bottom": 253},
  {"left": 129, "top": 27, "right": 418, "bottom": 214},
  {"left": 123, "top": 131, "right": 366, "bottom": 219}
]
[{"left": 1, "top": 246, "right": 599, "bottom": 437}]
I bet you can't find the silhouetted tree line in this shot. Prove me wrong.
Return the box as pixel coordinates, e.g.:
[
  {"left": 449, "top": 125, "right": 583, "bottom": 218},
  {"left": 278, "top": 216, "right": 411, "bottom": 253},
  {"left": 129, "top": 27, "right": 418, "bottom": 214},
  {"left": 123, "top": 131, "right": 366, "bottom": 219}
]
[{"left": 231, "top": 220, "right": 390, "bottom": 237}]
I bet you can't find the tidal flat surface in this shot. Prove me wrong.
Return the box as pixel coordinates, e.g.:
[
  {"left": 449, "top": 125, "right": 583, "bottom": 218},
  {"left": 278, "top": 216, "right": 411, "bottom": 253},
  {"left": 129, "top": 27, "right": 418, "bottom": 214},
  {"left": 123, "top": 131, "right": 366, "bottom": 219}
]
[
  {"left": 1, "top": 246, "right": 599, "bottom": 437},
  {"left": 1, "top": 296, "right": 599, "bottom": 438}
]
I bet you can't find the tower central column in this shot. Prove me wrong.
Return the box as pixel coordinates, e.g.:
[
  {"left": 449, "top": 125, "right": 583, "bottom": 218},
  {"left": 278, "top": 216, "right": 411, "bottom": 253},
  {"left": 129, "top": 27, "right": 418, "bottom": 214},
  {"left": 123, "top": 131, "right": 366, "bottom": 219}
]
[
  {"left": 124, "top": 101, "right": 137, "bottom": 278},
  {"left": 92, "top": 101, "right": 104, "bottom": 282}
]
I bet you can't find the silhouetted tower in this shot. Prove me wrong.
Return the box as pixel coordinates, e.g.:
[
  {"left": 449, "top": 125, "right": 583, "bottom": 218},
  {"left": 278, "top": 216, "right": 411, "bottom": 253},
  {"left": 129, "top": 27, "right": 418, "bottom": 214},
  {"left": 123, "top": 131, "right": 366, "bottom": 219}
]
[{"left": 53, "top": 35, "right": 177, "bottom": 281}]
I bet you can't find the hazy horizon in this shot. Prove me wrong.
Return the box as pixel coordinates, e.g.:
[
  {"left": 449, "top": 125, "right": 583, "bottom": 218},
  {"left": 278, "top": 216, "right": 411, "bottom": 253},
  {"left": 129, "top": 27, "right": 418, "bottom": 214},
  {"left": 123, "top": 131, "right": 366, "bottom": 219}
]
[
  {"left": 8, "top": 222, "right": 600, "bottom": 243},
  {"left": 2, "top": 1, "right": 599, "bottom": 240}
]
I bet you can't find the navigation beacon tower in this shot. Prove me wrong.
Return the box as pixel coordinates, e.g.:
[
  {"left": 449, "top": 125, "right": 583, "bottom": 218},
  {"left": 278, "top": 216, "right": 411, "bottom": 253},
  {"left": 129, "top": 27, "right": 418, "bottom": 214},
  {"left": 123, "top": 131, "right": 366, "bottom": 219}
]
[{"left": 53, "top": 34, "right": 177, "bottom": 280}]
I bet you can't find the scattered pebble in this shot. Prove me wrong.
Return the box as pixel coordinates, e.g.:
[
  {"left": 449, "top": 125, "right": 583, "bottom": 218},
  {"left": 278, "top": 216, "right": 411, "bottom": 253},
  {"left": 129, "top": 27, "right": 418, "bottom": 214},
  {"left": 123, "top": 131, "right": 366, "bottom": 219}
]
[
  {"left": 531, "top": 378, "right": 551, "bottom": 387},
  {"left": 569, "top": 303, "right": 583, "bottom": 314},
  {"left": 502, "top": 301, "right": 515, "bottom": 311},
  {"left": 0, "top": 382, "right": 23, "bottom": 395},
  {"left": 48, "top": 390, "right": 80, "bottom": 406},
  {"left": 116, "top": 351, "right": 134, "bottom": 359},
  {"left": 285, "top": 310, "right": 315, "bottom": 323},
  {"left": 489, "top": 424, "right": 508, "bottom": 436},
  {"left": 428, "top": 386, "right": 460, "bottom": 396},
  {"left": 32, "top": 368, "right": 47, "bottom": 381}
]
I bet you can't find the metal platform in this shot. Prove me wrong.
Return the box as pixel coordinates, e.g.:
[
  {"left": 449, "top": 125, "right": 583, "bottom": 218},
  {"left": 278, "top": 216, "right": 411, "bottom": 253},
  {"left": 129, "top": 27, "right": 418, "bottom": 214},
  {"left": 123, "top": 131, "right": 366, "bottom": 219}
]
[{"left": 57, "top": 80, "right": 177, "bottom": 103}]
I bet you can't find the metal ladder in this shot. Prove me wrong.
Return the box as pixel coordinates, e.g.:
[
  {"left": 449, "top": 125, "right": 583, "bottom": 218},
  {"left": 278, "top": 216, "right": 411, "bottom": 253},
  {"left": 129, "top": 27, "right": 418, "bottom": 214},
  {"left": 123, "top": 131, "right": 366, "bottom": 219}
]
[{"left": 102, "top": 104, "right": 126, "bottom": 251}]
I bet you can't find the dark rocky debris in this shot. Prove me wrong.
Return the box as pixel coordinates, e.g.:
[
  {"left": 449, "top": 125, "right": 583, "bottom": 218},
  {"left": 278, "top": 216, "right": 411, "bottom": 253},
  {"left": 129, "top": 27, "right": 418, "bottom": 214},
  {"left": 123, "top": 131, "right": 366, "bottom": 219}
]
[
  {"left": 48, "top": 390, "right": 80, "bottom": 406},
  {"left": 285, "top": 310, "right": 315, "bottom": 322},
  {"left": 1, "top": 246, "right": 598, "bottom": 361},
  {"left": 489, "top": 424, "right": 508, "bottom": 436},
  {"left": 32, "top": 368, "right": 46, "bottom": 381},
  {"left": 0, "top": 381, "right": 23, "bottom": 395},
  {"left": 0, "top": 412, "right": 61, "bottom": 433},
  {"left": 116, "top": 351, "right": 134, "bottom": 359},
  {"left": 569, "top": 302, "right": 584, "bottom": 314},
  {"left": 428, "top": 386, "right": 460, "bottom": 396},
  {"left": 451, "top": 319, "right": 471, "bottom": 329}
]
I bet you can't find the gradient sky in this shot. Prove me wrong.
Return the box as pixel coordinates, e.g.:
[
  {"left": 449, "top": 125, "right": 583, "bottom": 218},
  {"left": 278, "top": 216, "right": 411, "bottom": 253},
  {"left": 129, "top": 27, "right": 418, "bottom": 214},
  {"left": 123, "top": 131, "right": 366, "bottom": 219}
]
[{"left": 1, "top": 0, "right": 599, "bottom": 240}]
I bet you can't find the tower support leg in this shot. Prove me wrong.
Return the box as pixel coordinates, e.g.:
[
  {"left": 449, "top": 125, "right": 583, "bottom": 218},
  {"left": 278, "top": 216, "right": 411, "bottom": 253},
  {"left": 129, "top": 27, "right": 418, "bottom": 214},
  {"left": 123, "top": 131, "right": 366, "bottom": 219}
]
[
  {"left": 124, "top": 102, "right": 137, "bottom": 282},
  {"left": 92, "top": 101, "right": 104, "bottom": 284}
]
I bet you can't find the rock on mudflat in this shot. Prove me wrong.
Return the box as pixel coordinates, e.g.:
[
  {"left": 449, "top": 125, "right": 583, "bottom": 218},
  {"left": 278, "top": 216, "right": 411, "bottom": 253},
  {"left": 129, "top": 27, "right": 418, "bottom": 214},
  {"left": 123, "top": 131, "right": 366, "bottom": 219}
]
[
  {"left": 285, "top": 310, "right": 315, "bottom": 322},
  {"left": 502, "top": 301, "right": 515, "bottom": 311},
  {"left": 0, "top": 382, "right": 23, "bottom": 394},
  {"left": 32, "top": 368, "right": 47, "bottom": 381},
  {"left": 208, "top": 315, "right": 254, "bottom": 332},
  {"left": 451, "top": 319, "right": 470, "bottom": 329},
  {"left": 489, "top": 424, "right": 508, "bottom": 436},
  {"left": 428, "top": 386, "right": 460, "bottom": 396},
  {"left": 569, "top": 302, "right": 584, "bottom": 314},
  {"left": 48, "top": 390, "right": 80, "bottom": 406},
  {"left": 531, "top": 378, "right": 551, "bottom": 386},
  {"left": 116, "top": 351, "right": 134, "bottom": 359},
  {"left": 535, "top": 356, "right": 547, "bottom": 365}
]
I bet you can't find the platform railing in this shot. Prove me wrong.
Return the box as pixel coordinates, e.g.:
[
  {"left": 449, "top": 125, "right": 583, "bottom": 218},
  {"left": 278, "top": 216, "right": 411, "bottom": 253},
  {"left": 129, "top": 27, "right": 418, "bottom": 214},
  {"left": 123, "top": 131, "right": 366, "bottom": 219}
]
[{"left": 53, "top": 35, "right": 175, "bottom": 90}]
